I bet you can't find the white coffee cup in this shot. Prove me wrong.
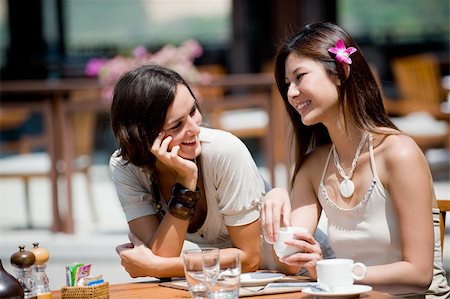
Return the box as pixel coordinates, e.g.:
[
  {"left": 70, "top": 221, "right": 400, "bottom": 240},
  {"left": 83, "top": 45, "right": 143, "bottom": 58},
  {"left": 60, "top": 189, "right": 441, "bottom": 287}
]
[
  {"left": 316, "top": 259, "right": 367, "bottom": 293},
  {"left": 273, "top": 226, "right": 308, "bottom": 258}
]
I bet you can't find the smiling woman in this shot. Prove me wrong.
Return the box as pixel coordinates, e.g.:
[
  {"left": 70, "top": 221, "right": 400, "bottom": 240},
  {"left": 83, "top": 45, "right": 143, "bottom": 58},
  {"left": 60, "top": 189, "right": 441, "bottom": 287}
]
[{"left": 109, "top": 64, "right": 273, "bottom": 279}]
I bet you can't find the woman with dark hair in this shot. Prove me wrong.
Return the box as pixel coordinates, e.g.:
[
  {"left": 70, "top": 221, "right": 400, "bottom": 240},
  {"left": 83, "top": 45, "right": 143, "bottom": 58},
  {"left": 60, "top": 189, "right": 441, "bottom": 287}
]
[
  {"left": 110, "top": 64, "right": 269, "bottom": 278},
  {"left": 261, "top": 22, "right": 449, "bottom": 297}
]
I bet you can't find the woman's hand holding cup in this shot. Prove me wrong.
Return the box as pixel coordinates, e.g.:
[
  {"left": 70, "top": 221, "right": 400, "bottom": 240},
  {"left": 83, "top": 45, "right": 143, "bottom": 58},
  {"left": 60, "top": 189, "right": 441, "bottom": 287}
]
[{"left": 273, "top": 226, "right": 309, "bottom": 258}]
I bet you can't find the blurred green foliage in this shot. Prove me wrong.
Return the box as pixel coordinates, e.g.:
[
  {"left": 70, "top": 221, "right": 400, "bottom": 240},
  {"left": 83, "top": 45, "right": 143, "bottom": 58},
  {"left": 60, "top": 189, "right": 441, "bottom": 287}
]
[
  {"left": 65, "top": 0, "right": 230, "bottom": 52},
  {"left": 339, "top": 0, "right": 449, "bottom": 44}
]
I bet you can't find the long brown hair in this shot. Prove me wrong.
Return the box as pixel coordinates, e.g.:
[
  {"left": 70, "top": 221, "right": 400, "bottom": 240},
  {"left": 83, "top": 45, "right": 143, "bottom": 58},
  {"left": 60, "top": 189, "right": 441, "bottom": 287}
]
[{"left": 274, "top": 22, "right": 397, "bottom": 187}]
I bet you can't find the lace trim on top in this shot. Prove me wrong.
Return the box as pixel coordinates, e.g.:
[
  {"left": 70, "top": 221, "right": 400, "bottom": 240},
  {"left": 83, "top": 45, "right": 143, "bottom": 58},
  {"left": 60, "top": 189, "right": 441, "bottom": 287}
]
[{"left": 319, "top": 179, "right": 377, "bottom": 213}]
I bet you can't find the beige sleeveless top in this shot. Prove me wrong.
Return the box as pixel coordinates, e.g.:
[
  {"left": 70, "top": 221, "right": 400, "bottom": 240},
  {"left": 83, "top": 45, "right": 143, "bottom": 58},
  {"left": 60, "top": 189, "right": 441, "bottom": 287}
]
[{"left": 318, "top": 134, "right": 449, "bottom": 298}]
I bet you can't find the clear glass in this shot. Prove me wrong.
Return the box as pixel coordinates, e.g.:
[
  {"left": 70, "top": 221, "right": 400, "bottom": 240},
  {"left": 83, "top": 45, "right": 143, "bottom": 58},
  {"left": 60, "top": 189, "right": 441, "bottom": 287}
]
[
  {"left": 204, "top": 252, "right": 240, "bottom": 299},
  {"left": 183, "top": 248, "right": 219, "bottom": 299}
]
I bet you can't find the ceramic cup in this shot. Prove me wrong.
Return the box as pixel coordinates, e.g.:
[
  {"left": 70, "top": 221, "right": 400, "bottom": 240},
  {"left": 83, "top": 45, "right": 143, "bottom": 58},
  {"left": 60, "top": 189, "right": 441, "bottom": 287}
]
[
  {"left": 273, "top": 226, "right": 308, "bottom": 258},
  {"left": 316, "top": 259, "right": 367, "bottom": 293}
]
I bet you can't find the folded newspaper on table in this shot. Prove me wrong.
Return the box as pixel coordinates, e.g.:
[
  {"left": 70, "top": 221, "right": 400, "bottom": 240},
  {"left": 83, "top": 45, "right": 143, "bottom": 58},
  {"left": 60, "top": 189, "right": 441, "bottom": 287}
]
[{"left": 159, "top": 273, "right": 316, "bottom": 297}]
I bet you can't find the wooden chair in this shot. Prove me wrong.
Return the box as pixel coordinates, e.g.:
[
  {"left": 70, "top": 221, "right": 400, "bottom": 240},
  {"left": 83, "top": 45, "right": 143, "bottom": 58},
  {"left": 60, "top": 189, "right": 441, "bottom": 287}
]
[
  {"left": 391, "top": 54, "right": 446, "bottom": 107},
  {"left": 384, "top": 55, "right": 449, "bottom": 152},
  {"left": 437, "top": 199, "right": 450, "bottom": 253},
  {"left": 61, "top": 89, "right": 100, "bottom": 224},
  {"left": 0, "top": 90, "right": 99, "bottom": 229},
  {"left": 0, "top": 108, "right": 48, "bottom": 154},
  {"left": 388, "top": 54, "right": 447, "bottom": 121},
  {"left": 195, "top": 65, "right": 275, "bottom": 185},
  {"left": 0, "top": 101, "right": 53, "bottom": 228}
]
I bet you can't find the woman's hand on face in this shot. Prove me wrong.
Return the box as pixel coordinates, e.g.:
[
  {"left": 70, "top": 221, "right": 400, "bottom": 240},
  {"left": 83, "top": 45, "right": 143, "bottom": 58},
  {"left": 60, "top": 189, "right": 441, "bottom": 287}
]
[
  {"left": 280, "top": 231, "right": 323, "bottom": 280},
  {"left": 151, "top": 132, "right": 198, "bottom": 188},
  {"left": 115, "top": 233, "right": 160, "bottom": 278},
  {"left": 260, "top": 188, "right": 291, "bottom": 244}
]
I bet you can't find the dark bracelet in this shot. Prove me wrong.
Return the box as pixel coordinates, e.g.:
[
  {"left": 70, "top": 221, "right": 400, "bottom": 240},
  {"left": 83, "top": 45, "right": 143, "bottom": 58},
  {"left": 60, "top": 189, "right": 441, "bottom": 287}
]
[
  {"left": 168, "top": 201, "right": 195, "bottom": 220},
  {"left": 168, "top": 183, "right": 201, "bottom": 220}
]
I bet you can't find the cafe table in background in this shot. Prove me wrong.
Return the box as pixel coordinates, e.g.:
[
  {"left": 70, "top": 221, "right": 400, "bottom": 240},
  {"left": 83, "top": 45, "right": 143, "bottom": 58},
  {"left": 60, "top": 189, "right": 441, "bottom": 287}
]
[
  {"left": 0, "top": 73, "right": 287, "bottom": 234},
  {"left": 0, "top": 78, "right": 105, "bottom": 234}
]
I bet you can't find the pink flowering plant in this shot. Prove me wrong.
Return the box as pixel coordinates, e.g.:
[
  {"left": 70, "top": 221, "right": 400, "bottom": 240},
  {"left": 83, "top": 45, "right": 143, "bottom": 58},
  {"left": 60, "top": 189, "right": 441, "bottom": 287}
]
[
  {"left": 85, "top": 39, "right": 209, "bottom": 103},
  {"left": 328, "top": 39, "right": 357, "bottom": 65}
]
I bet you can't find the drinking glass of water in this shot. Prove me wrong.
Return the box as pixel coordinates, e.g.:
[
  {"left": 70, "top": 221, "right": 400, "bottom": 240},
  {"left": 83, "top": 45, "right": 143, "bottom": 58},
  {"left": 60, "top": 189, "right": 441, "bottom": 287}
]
[
  {"left": 203, "top": 251, "right": 241, "bottom": 299},
  {"left": 183, "top": 248, "right": 219, "bottom": 299}
]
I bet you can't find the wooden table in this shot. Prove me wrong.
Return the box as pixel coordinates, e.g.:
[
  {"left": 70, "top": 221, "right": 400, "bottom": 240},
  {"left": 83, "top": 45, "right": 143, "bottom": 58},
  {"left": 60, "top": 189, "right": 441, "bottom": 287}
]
[
  {"left": 1, "top": 78, "right": 105, "bottom": 233},
  {"left": 0, "top": 74, "right": 289, "bottom": 233},
  {"left": 51, "top": 280, "right": 397, "bottom": 298}
]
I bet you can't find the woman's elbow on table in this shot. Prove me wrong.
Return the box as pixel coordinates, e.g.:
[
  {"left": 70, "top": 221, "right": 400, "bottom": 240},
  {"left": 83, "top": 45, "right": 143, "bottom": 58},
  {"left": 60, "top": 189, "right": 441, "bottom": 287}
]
[
  {"left": 409, "top": 259, "right": 434, "bottom": 292},
  {"left": 412, "top": 268, "right": 433, "bottom": 293},
  {"left": 241, "top": 253, "right": 260, "bottom": 272}
]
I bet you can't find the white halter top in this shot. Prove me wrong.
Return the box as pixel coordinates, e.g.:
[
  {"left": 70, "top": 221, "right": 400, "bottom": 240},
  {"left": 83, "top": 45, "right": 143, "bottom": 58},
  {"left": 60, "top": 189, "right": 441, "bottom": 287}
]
[
  {"left": 318, "top": 134, "right": 402, "bottom": 265},
  {"left": 318, "top": 134, "right": 450, "bottom": 296}
]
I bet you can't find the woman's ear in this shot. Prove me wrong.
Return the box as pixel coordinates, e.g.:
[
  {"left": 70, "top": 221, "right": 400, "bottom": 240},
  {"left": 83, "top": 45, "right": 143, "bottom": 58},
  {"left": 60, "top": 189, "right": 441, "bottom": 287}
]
[{"left": 343, "top": 63, "right": 350, "bottom": 79}]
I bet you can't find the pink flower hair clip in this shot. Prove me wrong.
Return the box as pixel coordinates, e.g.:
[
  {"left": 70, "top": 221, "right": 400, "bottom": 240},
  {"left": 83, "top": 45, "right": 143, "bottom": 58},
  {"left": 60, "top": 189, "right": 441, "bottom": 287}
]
[{"left": 328, "top": 39, "right": 357, "bottom": 64}]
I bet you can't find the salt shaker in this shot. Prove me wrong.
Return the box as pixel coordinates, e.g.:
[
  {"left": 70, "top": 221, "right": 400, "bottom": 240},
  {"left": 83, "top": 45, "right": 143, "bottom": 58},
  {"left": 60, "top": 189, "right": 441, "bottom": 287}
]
[
  {"left": 10, "top": 245, "right": 36, "bottom": 299},
  {"left": 30, "top": 242, "right": 51, "bottom": 297}
]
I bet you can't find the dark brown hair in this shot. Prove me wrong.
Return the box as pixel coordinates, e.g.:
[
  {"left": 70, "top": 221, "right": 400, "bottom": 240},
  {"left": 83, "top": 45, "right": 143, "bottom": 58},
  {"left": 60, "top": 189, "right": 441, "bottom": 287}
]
[
  {"left": 110, "top": 64, "right": 200, "bottom": 169},
  {"left": 274, "top": 22, "right": 396, "bottom": 186}
]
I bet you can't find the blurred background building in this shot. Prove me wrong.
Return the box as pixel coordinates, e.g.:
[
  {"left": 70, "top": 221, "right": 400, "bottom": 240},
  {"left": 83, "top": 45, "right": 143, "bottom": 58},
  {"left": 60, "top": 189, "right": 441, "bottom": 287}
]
[
  {"left": 1, "top": 1, "right": 448, "bottom": 81},
  {"left": 1, "top": 0, "right": 448, "bottom": 169}
]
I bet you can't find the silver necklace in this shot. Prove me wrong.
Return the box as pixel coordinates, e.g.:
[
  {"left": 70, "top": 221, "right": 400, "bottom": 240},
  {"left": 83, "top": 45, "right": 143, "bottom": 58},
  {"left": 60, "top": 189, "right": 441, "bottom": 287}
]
[{"left": 332, "top": 131, "right": 369, "bottom": 198}]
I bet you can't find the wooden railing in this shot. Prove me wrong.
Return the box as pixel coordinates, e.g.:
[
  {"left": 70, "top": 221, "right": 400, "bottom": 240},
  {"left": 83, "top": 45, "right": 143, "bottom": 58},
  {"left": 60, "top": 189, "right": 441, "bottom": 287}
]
[{"left": 0, "top": 74, "right": 290, "bottom": 233}]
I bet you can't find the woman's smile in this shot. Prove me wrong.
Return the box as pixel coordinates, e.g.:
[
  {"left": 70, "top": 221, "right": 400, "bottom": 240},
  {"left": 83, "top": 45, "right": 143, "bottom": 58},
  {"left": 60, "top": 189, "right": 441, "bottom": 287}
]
[
  {"left": 295, "top": 100, "right": 311, "bottom": 112},
  {"left": 181, "top": 136, "right": 199, "bottom": 147}
]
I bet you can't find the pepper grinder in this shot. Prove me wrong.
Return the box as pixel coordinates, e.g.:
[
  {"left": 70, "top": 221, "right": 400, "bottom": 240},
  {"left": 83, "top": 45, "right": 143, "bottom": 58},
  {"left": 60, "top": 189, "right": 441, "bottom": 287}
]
[
  {"left": 30, "top": 242, "right": 51, "bottom": 297},
  {"left": 10, "top": 245, "right": 36, "bottom": 299},
  {"left": 0, "top": 258, "right": 24, "bottom": 299}
]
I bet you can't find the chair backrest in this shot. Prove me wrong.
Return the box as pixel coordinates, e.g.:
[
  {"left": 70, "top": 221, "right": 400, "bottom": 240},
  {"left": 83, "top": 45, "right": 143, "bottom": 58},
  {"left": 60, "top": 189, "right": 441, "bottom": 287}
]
[
  {"left": 391, "top": 54, "right": 445, "bottom": 104},
  {"left": 194, "top": 66, "right": 276, "bottom": 185},
  {"left": 195, "top": 64, "right": 227, "bottom": 129},
  {"left": 437, "top": 199, "right": 450, "bottom": 253},
  {"left": 66, "top": 89, "right": 99, "bottom": 158},
  {"left": 194, "top": 64, "right": 270, "bottom": 138},
  {"left": 0, "top": 103, "right": 50, "bottom": 155}
]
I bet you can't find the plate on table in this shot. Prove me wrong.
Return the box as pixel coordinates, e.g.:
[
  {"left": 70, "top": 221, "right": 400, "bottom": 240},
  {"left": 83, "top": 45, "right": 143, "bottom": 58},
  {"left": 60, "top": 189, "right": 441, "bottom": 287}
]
[
  {"left": 302, "top": 284, "right": 373, "bottom": 298},
  {"left": 240, "top": 272, "right": 286, "bottom": 287}
]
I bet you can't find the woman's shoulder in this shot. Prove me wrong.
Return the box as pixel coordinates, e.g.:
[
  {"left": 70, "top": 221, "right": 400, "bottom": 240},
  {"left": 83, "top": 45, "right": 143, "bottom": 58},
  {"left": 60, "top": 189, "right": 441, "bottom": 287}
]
[
  {"left": 199, "top": 127, "right": 254, "bottom": 163},
  {"left": 200, "top": 127, "right": 247, "bottom": 151},
  {"left": 200, "top": 126, "right": 238, "bottom": 142},
  {"left": 303, "top": 143, "right": 332, "bottom": 165},
  {"left": 109, "top": 149, "right": 150, "bottom": 178},
  {"left": 377, "top": 131, "right": 421, "bottom": 156},
  {"left": 109, "top": 149, "right": 124, "bottom": 168},
  {"left": 374, "top": 130, "right": 426, "bottom": 170},
  {"left": 296, "top": 144, "right": 333, "bottom": 181}
]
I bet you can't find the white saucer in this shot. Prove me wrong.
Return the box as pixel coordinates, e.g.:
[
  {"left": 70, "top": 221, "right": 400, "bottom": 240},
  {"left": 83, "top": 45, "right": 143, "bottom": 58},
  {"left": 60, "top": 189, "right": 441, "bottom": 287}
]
[
  {"left": 240, "top": 272, "right": 286, "bottom": 286},
  {"left": 302, "top": 284, "right": 373, "bottom": 298}
]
